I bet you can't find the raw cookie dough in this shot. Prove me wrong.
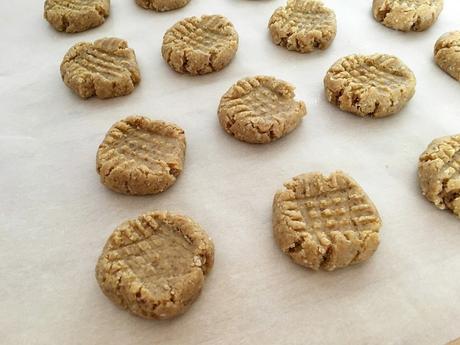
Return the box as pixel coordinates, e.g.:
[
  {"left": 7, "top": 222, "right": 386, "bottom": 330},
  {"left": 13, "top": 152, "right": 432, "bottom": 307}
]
[
  {"left": 96, "top": 116, "right": 186, "bottom": 195},
  {"left": 136, "top": 0, "right": 189, "bottom": 11},
  {"left": 434, "top": 31, "right": 460, "bottom": 81},
  {"left": 418, "top": 134, "right": 460, "bottom": 218},
  {"left": 96, "top": 211, "right": 214, "bottom": 319},
  {"left": 44, "top": 0, "right": 110, "bottom": 33},
  {"left": 268, "top": 0, "right": 336, "bottom": 53},
  {"left": 60, "top": 37, "right": 141, "bottom": 99},
  {"left": 273, "top": 171, "right": 382, "bottom": 271},
  {"left": 324, "top": 54, "right": 416, "bottom": 118},
  {"left": 372, "top": 0, "right": 443, "bottom": 32},
  {"left": 161, "top": 15, "right": 239, "bottom": 75},
  {"left": 218, "top": 76, "right": 307, "bottom": 144}
]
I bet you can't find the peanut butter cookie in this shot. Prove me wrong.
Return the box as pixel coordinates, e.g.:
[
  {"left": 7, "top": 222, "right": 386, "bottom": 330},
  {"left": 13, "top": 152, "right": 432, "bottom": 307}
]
[
  {"left": 60, "top": 37, "right": 141, "bottom": 99},
  {"left": 136, "top": 0, "right": 189, "bottom": 11},
  {"left": 324, "top": 54, "right": 416, "bottom": 118},
  {"left": 218, "top": 76, "right": 307, "bottom": 144},
  {"left": 162, "top": 15, "right": 239, "bottom": 75},
  {"left": 273, "top": 171, "right": 382, "bottom": 271},
  {"left": 418, "top": 134, "right": 460, "bottom": 218},
  {"left": 96, "top": 116, "right": 186, "bottom": 195},
  {"left": 434, "top": 31, "right": 460, "bottom": 81},
  {"left": 372, "top": 0, "right": 443, "bottom": 32},
  {"left": 96, "top": 211, "right": 214, "bottom": 319},
  {"left": 268, "top": 0, "right": 336, "bottom": 53},
  {"left": 44, "top": 0, "right": 110, "bottom": 33}
]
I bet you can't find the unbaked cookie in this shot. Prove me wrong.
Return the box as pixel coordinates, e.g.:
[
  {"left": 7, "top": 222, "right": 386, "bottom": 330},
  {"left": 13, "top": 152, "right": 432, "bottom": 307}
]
[
  {"left": 96, "top": 211, "right": 214, "bottom": 319},
  {"left": 44, "top": 0, "right": 110, "bottom": 33},
  {"left": 162, "top": 15, "right": 239, "bottom": 75},
  {"left": 218, "top": 76, "right": 307, "bottom": 144},
  {"left": 268, "top": 0, "right": 336, "bottom": 53},
  {"left": 61, "top": 37, "right": 141, "bottom": 99},
  {"left": 372, "top": 0, "right": 443, "bottom": 32},
  {"left": 324, "top": 54, "right": 416, "bottom": 118},
  {"left": 434, "top": 31, "right": 460, "bottom": 81},
  {"left": 273, "top": 171, "right": 381, "bottom": 271},
  {"left": 96, "top": 116, "right": 186, "bottom": 195},
  {"left": 136, "top": 0, "right": 189, "bottom": 11},
  {"left": 418, "top": 134, "right": 460, "bottom": 218}
]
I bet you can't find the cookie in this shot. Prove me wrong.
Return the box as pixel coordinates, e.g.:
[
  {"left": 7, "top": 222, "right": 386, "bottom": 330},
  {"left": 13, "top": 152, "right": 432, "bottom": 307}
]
[
  {"left": 161, "top": 15, "right": 239, "bottom": 75},
  {"left": 434, "top": 31, "right": 460, "bottom": 81},
  {"left": 268, "top": 0, "right": 336, "bottom": 53},
  {"left": 96, "top": 211, "right": 214, "bottom": 320},
  {"left": 418, "top": 134, "right": 460, "bottom": 218},
  {"left": 96, "top": 116, "right": 186, "bottom": 195},
  {"left": 60, "top": 37, "right": 141, "bottom": 99},
  {"left": 324, "top": 54, "right": 416, "bottom": 118},
  {"left": 44, "top": 0, "right": 110, "bottom": 33},
  {"left": 218, "top": 76, "right": 307, "bottom": 144},
  {"left": 372, "top": 0, "right": 443, "bottom": 32},
  {"left": 136, "top": 0, "right": 189, "bottom": 11},
  {"left": 273, "top": 171, "right": 381, "bottom": 271}
]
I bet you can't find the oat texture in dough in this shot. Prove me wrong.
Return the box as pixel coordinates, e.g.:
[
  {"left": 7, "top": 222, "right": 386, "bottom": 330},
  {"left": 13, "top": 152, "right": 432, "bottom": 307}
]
[
  {"left": 96, "top": 211, "right": 214, "bottom": 320},
  {"left": 60, "top": 37, "right": 141, "bottom": 99},
  {"left": 324, "top": 54, "right": 416, "bottom": 118},
  {"left": 96, "top": 116, "right": 186, "bottom": 196},
  {"left": 372, "top": 0, "right": 443, "bottom": 32},
  {"left": 418, "top": 134, "right": 460, "bottom": 218},
  {"left": 434, "top": 31, "right": 460, "bottom": 81},
  {"left": 273, "top": 171, "right": 382, "bottom": 271},
  {"left": 162, "top": 15, "right": 239, "bottom": 75},
  {"left": 44, "top": 0, "right": 110, "bottom": 33},
  {"left": 268, "top": 0, "right": 336, "bottom": 53},
  {"left": 136, "top": 0, "right": 189, "bottom": 11},
  {"left": 218, "top": 76, "right": 307, "bottom": 144}
]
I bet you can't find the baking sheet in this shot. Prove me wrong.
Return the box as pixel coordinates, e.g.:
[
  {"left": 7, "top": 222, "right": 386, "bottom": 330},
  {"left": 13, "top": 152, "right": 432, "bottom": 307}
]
[{"left": 1, "top": 1, "right": 460, "bottom": 344}]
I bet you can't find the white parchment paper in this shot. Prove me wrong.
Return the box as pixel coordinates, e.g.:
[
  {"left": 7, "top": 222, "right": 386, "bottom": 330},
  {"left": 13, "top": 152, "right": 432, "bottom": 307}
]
[{"left": 1, "top": 1, "right": 459, "bottom": 344}]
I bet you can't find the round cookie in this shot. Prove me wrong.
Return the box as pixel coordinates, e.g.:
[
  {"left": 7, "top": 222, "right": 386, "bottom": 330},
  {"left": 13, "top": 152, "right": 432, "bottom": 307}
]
[
  {"left": 273, "top": 171, "right": 381, "bottom": 271},
  {"left": 161, "top": 15, "right": 239, "bottom": 75},
  {"left": 218, "top": 76, "right": 307, "bottom": 144},
  {"left": 324, "top": 54, "right": 416, "bottom": 118},
  {"left": 44, "top": 0, "right": 110, "bottom": 33},
  {"left": 96, "top": 116, "right": 186, "bottom": 195},
  {"left": 372, "top": 0, "right": 443, "bottom": 32},
  {"left": 268, "top": 0, "right": 336, "bottom": 53},
  {"left": 434, "top": 31, "right": 460, "bottom": 81},
  {"left": 418, "top": 134, "right": 460, "bottom": 218},
  {"left": 136, "top": 0, "right": 189, "bottom": 11},
  {"left": 60, "top": 37, "right": 141, "bottom": 99},
  {"left": 96, "top": 211, "right": 214, "bottom": 319}
]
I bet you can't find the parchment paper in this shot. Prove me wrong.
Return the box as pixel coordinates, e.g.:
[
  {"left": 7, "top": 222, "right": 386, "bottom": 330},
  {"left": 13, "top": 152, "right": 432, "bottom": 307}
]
[{"left": 1, "top": 1, "right": 459, "bottom": 344}]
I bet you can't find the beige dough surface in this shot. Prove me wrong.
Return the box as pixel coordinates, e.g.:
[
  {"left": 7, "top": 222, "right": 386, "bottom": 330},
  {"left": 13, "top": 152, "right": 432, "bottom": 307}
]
[
  {"left": 60, "top": 37, "right": 141, "bottom": 99},
  {"left": 434, "top": 31, "right": 460, "bottom": 81},
  {"left": 96, "top": 116, "right": 186, "bottom": 196},
  {"left": 324, "top": 54, "right": 416, "bottom": 118},
  {"left": 218, "top": 76, "right": 307, "bottom": 144},
  {"left": 372, "top": 0, "right": 443, "bottom": 32},
  {"left": 418, "top": 134, "right": 460, "bottom": 218},
  {"left": 135, "top": 0, "right": 189, "bottom": 11},
  {"left": 44, "top": 0, "right": 110, "bottom": 33},
  {"left": 161, "top": 15, "right": 239, "bottom": 75},
  {"left": 95, "top": 211, "right": 214, "bottom": 320},
  {"left": 268, "top": 0, "right": 336, "bottom": 53},
  {"left": 273, "top": 171, "right": 381, "bottom": 271}
]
